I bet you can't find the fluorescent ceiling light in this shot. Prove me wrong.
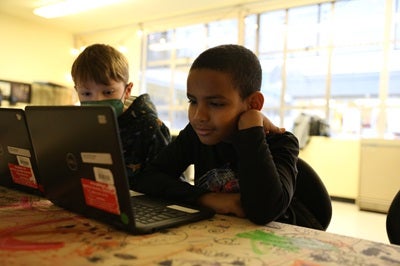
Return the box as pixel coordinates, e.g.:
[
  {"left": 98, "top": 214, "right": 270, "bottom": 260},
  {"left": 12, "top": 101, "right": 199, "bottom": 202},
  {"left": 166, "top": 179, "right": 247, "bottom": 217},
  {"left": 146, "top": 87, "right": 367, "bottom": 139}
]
[{"left": 33, "top": 0, "right": 122, "bottom": 19}]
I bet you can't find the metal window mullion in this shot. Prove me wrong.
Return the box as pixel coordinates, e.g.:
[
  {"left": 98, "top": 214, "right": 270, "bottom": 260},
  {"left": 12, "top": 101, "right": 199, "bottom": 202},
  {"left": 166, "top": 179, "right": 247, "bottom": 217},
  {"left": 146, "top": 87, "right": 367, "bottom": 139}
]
[
  {"left": 140, "top": 32, "right": 148, "bottom": 95},
  {"left": 238, "top": 9, "right": 246, "bottom": 45},
  {"left": 280, "top": 9, "right": 289, "bottom": 128},
  {"left": 255, "top": 14, "right": 260, "bottom": 58},
  {"left": 324, "top": 2, "right": 335, "bottom": 123},
  {"left": 170, "top": 29, "right": 177, "bottom": 127},
  {"left": 376, "top": 0, "right": 393, "bottom": 138}
]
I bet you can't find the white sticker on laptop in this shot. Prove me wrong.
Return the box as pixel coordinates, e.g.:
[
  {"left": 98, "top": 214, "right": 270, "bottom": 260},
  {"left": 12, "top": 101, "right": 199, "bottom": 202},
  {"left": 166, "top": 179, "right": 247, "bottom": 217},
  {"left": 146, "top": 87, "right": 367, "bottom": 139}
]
[
  {"left": 97, "top": 115, "right": 108, "bottom": 124},
  {"left": 81, "top": 152, "right": 112, "bottom": 165},
  {"left": 167, "top": 205, "right": 199, "bottom": 213},
  {"left": 93, "top": 167, "right": 114, "bottom": 185},
  {"left": 7, "top": 146, "right": 31, "bottom": 157}
]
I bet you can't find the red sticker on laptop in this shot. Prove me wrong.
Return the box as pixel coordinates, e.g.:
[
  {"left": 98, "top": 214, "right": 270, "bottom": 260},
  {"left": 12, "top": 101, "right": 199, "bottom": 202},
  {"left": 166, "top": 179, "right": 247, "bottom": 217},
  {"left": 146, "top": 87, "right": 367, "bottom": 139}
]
[
  {"left": 81, "top": 178, "right": 120, "bottom": 215},
  {"left": 8, "top": 161, "right": 38, "bottom": 189}
]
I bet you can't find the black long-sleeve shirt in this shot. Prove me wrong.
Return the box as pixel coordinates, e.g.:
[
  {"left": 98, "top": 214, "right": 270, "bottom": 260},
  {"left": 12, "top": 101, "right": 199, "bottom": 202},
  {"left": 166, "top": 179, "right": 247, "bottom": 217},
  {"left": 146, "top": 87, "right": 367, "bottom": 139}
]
[
  {"left": 118, "top": 94, "right": 171, "bottom": 188},
  {"left": 133, "top": 123, "right": 299, "bottom": 225}
]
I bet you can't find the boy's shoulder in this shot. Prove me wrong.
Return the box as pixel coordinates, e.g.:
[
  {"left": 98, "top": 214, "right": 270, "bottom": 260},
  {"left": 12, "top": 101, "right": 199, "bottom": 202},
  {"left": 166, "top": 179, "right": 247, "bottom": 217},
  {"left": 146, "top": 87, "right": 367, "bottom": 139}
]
[
  {"left": 119, "top": 94, "right": 169, "bottom": 133},
  {"left": 119, "top": 94, "right": 162, "bottom": 124},
  {"left": 266, "top": 131, "right": 299, "bottom": 152},
  {"left": 125, "top": 94, "right": 157, "bottom": 115}
]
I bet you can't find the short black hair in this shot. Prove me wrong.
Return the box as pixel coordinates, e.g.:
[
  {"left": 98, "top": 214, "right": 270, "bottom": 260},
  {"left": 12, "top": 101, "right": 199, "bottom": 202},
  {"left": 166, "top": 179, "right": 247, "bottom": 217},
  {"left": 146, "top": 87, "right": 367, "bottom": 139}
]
[{"left": 190, "top": 44, "right": 262, "bottom": 99}]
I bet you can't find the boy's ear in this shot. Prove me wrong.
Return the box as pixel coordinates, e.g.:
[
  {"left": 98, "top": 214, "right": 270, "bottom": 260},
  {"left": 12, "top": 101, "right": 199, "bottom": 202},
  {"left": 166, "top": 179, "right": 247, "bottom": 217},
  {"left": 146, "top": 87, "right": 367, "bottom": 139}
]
[
  {"left": 125, "top": 82, "right": 133, "bottom": 97},
  {"left": 247, "top": 91, "right": 264, "bottom": 111}
]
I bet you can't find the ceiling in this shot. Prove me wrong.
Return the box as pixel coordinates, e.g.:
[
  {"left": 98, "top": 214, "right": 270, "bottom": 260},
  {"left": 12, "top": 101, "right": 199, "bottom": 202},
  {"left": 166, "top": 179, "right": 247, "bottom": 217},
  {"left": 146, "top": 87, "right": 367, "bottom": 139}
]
[{"left": 0, "top": 0, "right": 255, "bottom": 34}]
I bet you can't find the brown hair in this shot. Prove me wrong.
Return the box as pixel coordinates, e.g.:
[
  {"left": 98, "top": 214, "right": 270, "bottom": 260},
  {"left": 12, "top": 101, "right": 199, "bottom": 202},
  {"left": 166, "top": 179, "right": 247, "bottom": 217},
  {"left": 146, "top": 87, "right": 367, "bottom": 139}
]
[{"left": 71, "top": 44, "right": 129, "bottom": 86}]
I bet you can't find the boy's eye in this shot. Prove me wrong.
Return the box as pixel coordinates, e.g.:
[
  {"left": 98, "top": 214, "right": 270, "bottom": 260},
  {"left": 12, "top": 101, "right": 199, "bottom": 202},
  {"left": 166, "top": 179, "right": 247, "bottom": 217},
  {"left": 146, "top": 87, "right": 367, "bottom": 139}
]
[
  {"left": 188, "top": 98, "right": 197, "bottom": 104},
  {"left": 103, "top": 90, "right": 114, "bottom": 96},
  {"left": 80, "top": 92, "right": 91, "bottom": 97},
  {"left": 210, "top": 101, "right": 225, "bottom": 107}
]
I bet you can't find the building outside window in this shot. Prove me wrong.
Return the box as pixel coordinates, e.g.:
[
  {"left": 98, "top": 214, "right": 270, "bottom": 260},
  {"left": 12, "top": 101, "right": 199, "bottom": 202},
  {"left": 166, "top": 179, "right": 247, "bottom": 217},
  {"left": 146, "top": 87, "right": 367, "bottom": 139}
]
[
  {"left": 141, "top": 0, "right": 400, "bottom": 139},
  {"left": 142, "top": 20, "right": 238, "bottom": 131}
]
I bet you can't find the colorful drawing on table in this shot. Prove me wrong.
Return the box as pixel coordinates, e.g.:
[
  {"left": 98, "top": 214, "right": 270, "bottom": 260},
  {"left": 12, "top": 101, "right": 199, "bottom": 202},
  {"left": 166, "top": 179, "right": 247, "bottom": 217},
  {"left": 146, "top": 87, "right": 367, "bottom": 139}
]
[
  {"left": 0, "top": 195, "right": 32, "bottom": 210},
  {"left": 0, "top": 215, "right": 122, "bottom": 252},
  {"left": 190, "top": 216, "right": 235, "bottom": 230},
  {"left": 0, "top": 218, "right": 70, "bottom": 250},
  {"left": 156, "top": 258, "right": 265, "bottom": 266},
  {"left": 0, "top": 187, "right": 46, "bottom": 210},
  {"left": 0, "top": 193, "right": 64, "bottom": 218},
  {"left": 128, "top": 229, "right": 189, "bottom": 246},
  {"left": 236, "top": 229, "right": 333, "bottom": 253},
  {"left": 179, "top": 246, "right": 269, "bottom": 266},
  {"left": 235, "top": 228, "right": 400, "bottom": 266}
]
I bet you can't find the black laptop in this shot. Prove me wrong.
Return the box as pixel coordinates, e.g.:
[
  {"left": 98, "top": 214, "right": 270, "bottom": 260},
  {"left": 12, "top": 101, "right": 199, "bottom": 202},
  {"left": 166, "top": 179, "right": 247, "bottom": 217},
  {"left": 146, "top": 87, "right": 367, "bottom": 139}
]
[
  {"left": 0, "top": 108, "right": 43, "bottom": 195},
  {"left": 25, "top": 105, "right": 214, "bottom": 234}
]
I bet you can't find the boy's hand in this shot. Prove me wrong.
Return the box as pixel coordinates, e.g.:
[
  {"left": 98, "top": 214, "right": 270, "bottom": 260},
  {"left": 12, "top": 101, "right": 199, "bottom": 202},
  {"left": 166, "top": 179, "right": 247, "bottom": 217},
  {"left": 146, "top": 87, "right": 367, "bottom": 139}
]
[
  {"left": 262, "top": 113, "right": 285, "bottom": 134},
  {"left": 238, "top": 110, "right": 285, "bottom": 134},
  {"left": 197, "top": 192, "right": 245, "bottom": 217}
]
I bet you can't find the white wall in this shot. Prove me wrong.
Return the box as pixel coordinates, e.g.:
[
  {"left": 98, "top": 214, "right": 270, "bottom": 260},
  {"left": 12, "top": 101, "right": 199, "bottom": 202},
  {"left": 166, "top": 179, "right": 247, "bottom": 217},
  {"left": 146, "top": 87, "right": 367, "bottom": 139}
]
[
  {"left": 0, "top": 12, "right": 145, "bottom": 102},
  {"left": 0, "top": 12, "right": 74, "bottom": 87}
]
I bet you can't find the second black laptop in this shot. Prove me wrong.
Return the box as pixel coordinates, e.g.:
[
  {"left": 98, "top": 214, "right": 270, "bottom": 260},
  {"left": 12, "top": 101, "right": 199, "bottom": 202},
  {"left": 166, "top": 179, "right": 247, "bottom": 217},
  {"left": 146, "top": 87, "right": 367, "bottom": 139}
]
[{"left": 25, "top": 105, "right": 214, "bottom": 234}]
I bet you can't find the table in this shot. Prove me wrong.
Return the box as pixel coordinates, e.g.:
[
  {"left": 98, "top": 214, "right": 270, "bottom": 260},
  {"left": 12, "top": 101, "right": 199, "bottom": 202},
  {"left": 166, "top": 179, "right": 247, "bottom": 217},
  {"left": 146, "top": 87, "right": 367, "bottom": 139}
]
[{"left": 1, "top": 186, "right": 400, "bottom": 266}]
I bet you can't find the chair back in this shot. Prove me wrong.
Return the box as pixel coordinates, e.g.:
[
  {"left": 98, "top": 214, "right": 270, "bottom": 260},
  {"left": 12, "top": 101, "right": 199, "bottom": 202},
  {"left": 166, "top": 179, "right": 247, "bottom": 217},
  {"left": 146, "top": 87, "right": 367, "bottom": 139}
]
[
  {"left": 386, "top": 190, "right": 400, "bottom": 245},
  {"left": 294, "top": 158, "right": 332, "bottom": 230}
]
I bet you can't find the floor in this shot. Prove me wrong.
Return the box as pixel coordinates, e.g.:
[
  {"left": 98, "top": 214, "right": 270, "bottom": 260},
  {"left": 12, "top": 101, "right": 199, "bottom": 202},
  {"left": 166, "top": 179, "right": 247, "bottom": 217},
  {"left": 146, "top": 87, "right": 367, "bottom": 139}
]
[{"left": 326, "top": 200, "right": 389, "bottom": 244}]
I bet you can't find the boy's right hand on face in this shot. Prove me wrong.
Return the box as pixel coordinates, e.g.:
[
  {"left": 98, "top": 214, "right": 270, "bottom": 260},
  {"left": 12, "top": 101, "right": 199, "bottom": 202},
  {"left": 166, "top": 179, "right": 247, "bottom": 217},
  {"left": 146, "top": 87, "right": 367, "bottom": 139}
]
[
  {"left": 238, "top": 110, "right": 285, "bottom": 134},
  {"left": 198, "top": 192, "right": 245, "bottom": 218},
  {"left": 262, "top": 114, "right": 285, "bottom": 135}
]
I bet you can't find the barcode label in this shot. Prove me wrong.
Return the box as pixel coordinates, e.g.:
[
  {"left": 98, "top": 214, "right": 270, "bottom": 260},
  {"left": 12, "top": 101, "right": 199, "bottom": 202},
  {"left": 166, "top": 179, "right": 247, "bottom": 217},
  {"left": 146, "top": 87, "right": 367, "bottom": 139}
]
[
  {"left": 93, "top": 167, "right": 114, "bottom": 185},
  {"left": 81, "top": 152, "right": 112, "bottom": 165},
  {"left": 17, "top": 155, "right": 32, "bottom": 168}
]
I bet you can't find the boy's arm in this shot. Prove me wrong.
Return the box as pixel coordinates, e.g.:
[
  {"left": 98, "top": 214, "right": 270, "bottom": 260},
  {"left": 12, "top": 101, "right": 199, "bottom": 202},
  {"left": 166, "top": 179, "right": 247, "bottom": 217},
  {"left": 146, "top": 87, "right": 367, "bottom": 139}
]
[
  {"left": 237, "top": 129, "right": 298, "bottom": 224},
  {"left": 197, "top": 111, "right": 296, "bottom": 220},
  {"left": 132, "top": 125, "right": 210, "bottom": 203},
  {"left": 233, "top": 110, "right": 299, "bottom": 225},
  {"left": 197, "top": 192, "right": 245, "bottom": 217},
  {"left": 196, "top": 129, "right": 298, "bottom": 222}
]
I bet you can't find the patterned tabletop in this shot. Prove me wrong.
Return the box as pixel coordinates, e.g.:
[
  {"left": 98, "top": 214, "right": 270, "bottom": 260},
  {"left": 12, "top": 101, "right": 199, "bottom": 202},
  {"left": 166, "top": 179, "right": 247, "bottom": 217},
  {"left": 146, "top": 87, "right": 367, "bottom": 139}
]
[{"left": 0, "top": 186, "right": 399, "bottom": 266}]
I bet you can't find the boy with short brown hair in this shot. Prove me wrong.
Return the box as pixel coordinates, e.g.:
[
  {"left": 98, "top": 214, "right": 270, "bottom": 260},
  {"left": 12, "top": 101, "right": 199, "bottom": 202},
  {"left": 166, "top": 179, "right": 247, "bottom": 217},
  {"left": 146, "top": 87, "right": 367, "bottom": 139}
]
[{"left": 71, "top": 44, "right": 171, "bottom": 187}]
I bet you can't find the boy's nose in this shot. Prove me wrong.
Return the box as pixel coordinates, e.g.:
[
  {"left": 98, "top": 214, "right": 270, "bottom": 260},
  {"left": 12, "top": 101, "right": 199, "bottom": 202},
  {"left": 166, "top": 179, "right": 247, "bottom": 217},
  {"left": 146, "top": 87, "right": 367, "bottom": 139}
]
[
  {"left": 92, "top": 94, "right": 106, "bottom": 101},
  {"left": 193, "top": 105, "right": 208, "bottom": 122}
]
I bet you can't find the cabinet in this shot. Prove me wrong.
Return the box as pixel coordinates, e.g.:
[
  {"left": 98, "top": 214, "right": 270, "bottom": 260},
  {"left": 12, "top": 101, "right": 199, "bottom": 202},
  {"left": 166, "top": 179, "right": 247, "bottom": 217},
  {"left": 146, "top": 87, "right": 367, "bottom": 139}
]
[
  {"left": 357, "top": 139, "right": 400, "bottom": 213},
  {"left": 299, "top": 136, "right": 360, "bottom": 200}
]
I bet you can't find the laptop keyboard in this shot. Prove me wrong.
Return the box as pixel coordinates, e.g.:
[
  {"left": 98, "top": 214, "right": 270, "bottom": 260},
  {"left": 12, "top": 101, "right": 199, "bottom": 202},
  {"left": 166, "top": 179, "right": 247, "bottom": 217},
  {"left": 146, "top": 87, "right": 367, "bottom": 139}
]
[{"left": 132, "top": 200, "right": 189, "bottom": 224}]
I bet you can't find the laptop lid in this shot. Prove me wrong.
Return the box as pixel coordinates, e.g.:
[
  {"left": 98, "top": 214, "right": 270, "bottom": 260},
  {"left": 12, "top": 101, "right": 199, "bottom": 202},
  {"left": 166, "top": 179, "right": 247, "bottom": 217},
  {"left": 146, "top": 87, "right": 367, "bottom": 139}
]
[
  {"left": 25, "top": 105, "right": 214, "bottom": 234},
  {"left": 0, "top": 108, "right": 43, "bottom": 195}
]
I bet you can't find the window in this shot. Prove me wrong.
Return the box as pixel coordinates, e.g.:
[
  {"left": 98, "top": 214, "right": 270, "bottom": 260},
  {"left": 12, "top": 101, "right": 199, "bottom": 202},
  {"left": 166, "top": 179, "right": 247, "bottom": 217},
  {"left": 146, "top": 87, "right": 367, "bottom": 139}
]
[
  {"left": 143, "top": 19, "right": 238, "bottom": 132},
  {"left": 142, "top": 0, "right": 400, "bottom": 138}
]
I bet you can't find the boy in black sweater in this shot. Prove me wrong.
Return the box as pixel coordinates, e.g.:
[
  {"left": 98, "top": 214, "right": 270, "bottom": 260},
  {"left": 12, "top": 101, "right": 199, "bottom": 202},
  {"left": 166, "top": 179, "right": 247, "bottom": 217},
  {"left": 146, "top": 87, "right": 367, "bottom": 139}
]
[{"left": 133, "top": 44, "right": 316, "bottom": 228}]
